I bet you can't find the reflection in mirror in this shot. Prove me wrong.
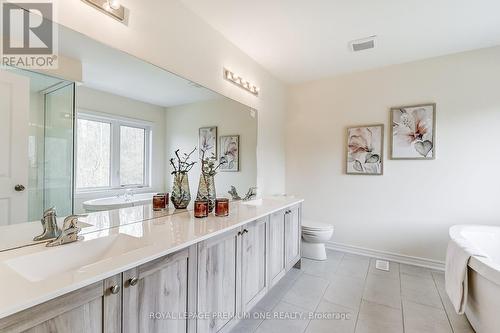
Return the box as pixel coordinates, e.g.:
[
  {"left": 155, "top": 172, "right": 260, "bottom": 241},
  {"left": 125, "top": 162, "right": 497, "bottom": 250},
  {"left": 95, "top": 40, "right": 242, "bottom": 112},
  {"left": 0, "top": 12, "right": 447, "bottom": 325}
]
[{"left": 0, "top": 24, "right": 257, "bottom": 251}]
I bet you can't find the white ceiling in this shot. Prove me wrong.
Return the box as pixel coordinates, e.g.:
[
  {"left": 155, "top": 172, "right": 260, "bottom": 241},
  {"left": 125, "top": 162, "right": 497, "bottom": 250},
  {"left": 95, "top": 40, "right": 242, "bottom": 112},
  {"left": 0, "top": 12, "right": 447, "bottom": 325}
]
[
  {"left": 59, "top": 27, "right": 220, "bottom": 107},
  {"left": 181, "top": 0, "right": 500, "bottom": 83}
]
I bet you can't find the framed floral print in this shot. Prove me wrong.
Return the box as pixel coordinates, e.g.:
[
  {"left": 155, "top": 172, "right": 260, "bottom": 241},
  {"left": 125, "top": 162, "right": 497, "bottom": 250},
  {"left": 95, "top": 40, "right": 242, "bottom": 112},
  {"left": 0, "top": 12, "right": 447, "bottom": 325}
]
[
  {"left": 390, "top": 103, "right": 436, "bottom": 159},
  {"left": 199, "top": 126, "right": 217, "bottom": 159},
  {"left": 346, "top": 124, "right": 384, "bottom": 175},
  {"left": 219, "top": 135, "right": 239, "bottom": 172}
]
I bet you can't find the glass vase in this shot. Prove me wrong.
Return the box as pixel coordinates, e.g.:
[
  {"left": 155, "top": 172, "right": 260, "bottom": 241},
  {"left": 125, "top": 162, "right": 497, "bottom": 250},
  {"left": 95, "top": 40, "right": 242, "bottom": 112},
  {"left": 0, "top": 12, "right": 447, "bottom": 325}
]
[
  {"left": 196, "top": 173, "right": 216, "bottom": 213},
  {"left": 171, "top": 172, "right": 191, "bottom": 209}
]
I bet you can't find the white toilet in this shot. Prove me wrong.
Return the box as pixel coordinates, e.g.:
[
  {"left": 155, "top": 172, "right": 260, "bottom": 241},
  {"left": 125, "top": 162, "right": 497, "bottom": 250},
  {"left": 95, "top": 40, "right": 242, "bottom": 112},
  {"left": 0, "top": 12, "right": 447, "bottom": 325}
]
[{"left": 301, "top": 220, "right": 334, "bottom": 261}]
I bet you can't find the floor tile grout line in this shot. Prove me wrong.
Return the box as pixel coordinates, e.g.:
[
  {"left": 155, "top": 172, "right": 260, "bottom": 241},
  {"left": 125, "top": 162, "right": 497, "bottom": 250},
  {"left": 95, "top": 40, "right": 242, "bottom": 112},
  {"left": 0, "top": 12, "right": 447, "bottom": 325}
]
[
  {"left": 352, "top": 254, "right": 370, "bottom": 333},
  {"left": 431, "top": 271, "right": 456, "bottom": 333}
]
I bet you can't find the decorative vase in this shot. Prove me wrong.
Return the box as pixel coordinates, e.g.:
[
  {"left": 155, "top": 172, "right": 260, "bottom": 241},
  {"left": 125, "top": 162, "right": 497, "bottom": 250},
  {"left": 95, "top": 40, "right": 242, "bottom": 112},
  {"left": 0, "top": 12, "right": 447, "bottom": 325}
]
[
  {"left": 171, "top": 172, "right": 191, "bottom": 209},
  {"left": 196, "top": 173, "right": 216, "bottom": 213}
]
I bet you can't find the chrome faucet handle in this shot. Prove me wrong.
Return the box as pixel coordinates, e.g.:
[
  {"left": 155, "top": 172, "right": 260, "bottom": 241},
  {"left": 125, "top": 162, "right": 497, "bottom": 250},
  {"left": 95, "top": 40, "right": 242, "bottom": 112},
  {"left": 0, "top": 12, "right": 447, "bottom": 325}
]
[
  {"left": 33, "top": 207, "right": 61, "bottom": 241},
  {"left": 46, "top": 215, "right": 83, "bottom": 247},
  {"left": 242, "top": 187, "right": 258, "bottom": 201}
]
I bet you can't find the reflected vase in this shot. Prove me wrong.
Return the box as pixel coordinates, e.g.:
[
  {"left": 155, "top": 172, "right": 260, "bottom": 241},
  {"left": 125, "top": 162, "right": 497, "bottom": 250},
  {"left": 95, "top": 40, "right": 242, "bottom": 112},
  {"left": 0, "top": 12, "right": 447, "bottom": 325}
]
[
  {"left": 196, "top": 173, "right": 216, "bottom": 213},
  {"left": 171, "top": 172, "right": 191, "bottom": 209}
]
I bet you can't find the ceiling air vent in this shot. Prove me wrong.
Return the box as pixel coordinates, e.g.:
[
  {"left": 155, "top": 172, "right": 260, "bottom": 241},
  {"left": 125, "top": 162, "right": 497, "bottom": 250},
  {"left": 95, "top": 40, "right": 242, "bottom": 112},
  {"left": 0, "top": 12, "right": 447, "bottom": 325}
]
[{"left": 350, "top": 36, "right": 376, "bottom": 52}]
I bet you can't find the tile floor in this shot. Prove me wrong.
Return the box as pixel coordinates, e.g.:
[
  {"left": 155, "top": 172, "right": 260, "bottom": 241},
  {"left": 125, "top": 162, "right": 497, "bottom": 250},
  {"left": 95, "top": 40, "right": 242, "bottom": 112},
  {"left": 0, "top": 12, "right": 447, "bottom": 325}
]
[{"left": 231, "top": 250, "right": 475, "bottom": 333}]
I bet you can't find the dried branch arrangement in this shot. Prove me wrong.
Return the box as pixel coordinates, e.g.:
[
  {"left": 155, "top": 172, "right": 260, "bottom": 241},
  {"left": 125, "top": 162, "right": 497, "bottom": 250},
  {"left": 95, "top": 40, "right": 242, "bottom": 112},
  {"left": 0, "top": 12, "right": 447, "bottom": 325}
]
[
  {"left": 170, "top": 147, "right": 197, "bottom": 174},
  {"left": 200, "top": 148, "right": 226, "bottom": 176}
]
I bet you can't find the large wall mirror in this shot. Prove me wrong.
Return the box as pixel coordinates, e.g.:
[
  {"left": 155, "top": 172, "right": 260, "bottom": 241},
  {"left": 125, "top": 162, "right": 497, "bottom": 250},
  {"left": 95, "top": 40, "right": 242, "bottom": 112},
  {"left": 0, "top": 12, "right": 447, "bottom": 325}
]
[{"left": 0, "top": 23, "right": 257, "bottom": 251}]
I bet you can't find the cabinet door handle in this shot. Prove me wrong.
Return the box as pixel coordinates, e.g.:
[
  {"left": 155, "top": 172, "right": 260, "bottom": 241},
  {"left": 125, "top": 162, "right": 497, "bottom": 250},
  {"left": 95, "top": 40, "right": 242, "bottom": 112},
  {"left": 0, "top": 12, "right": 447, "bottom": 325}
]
[
  {"left": 109, "top": 284, "right": 120, "bottom": 294},
  {"left": 129, "top": 277, "right": 139, "bottom": 287},
  {"left": 243, "top": 229, "right": 249, "bottom": 234},
  {"left": 237, "top": 231, "right": 242, "bottom": 236}
]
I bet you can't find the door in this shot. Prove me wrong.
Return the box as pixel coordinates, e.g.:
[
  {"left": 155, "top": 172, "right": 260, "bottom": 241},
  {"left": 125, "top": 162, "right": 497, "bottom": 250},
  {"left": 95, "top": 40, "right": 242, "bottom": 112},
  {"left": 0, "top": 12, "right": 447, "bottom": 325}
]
[
  {"left": 197, "top": 229, "right": 241, "bottom": 333},
  {"left": 0, "top": 275, "right": 121, "bottom": 332},
  {"left": 241, "top": 217, "right": 268, "bottom": 311},
  {"left": 122, "top": 248, "right": 194, "bottom": 333},
  {"left": 285, "top": 205, "right": 301, "bottom": 268},
  {"left": 0, "top": 70, "right": 29, "bottom": 225},
  {"left": 268, "top": 210, "right": 286, "bottom": 286}
]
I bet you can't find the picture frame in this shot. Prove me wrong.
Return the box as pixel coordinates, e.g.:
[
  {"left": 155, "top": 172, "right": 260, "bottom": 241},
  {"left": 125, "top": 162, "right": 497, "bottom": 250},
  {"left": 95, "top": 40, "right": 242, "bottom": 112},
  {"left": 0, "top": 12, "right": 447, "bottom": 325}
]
[
  {"left": 219, "top": 135, "right": 240, "bottom": 172},
  {"left": 346, "top": 124, "right": 384, "bottom": 175},
  {"left": 390, "top": 103, "right": 436, "bottom": 160},
  {"left": 198, "top": 126, "right": 217, "bottom": 159}
]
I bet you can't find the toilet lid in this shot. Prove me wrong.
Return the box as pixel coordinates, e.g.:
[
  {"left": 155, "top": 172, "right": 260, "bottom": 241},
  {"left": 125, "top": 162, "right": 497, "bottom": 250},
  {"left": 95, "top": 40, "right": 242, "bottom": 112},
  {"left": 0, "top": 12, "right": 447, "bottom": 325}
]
[{"left": 302, "top": 220, "right": 334, "bottom": 231}]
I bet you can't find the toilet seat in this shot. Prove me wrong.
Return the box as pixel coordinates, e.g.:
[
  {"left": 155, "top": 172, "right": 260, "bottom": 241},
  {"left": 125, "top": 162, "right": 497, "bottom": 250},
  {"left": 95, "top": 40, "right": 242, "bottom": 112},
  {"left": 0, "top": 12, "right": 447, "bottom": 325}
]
[{"left": 302, "top": 220, "right": 333, "bottom": 232}]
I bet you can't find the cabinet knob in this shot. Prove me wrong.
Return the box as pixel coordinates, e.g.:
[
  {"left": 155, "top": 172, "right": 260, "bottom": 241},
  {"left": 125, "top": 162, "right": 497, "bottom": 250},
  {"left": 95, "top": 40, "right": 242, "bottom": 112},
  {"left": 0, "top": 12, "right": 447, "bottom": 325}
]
[
  {"left": 237, "top": 231, "right": 242, "bottom": 236},
  {"left": 243, "top": 229, "right": 249, "bottom": 234},
  {"left": 109, "top": 284, "right": 120, "bottom": 294},
  {"left": 14, "top": 184, "right": 25, "bottom": 192},
  {"left": 129, "top": 277, "right": 139, "bottom": 286}
]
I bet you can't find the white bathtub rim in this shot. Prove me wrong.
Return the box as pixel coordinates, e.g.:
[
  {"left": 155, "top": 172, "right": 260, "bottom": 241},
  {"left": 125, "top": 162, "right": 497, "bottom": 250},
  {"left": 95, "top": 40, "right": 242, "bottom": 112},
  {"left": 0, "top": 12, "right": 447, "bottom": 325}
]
[
  {"left": 449, "top": 224, "right": 500, "bottom": 287},
  {"left": 83, "top": 192, "right": 155, "bottom": 212}
]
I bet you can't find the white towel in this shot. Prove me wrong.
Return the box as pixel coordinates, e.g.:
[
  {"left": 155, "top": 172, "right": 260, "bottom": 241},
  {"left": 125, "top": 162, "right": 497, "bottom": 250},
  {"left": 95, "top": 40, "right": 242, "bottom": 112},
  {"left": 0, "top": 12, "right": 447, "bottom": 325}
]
[{"left": 445, "top": 239, "right": 487, "bottom": 314}]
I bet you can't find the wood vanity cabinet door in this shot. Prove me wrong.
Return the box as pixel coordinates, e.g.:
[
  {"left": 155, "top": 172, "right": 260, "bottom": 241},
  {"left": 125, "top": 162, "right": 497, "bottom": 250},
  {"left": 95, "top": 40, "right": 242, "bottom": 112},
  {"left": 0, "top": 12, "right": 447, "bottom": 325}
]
[
  {"left": 241, "top": 217, "right": 268, "bottom": 311},
  {"left": 285, "top": 205, "right": 301, "bottom": 269},
  {"left": 197, "top": 229, "right": 241, "bottom": 333},
  {"left": 122, "top": 247, "right": 194, "bottom": 333},
  {"left": 0, "top": 275, "right": 122, "bottom": 333},
  {"left": 268, "top": 210, "right": 286, "bottom": 287}
]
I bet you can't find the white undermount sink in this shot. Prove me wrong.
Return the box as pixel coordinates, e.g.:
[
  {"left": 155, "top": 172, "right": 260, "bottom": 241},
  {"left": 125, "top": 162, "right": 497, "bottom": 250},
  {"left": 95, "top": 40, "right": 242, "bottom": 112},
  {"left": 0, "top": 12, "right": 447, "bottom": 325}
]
[{"left": 5, "top": 234, "right": 146, "bottom": 282}]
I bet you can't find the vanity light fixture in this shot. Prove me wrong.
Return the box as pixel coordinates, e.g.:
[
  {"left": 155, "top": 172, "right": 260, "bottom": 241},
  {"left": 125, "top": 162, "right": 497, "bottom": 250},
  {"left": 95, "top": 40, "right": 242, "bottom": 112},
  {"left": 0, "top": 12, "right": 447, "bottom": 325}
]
[
  {"left": 223, "top": 68, "right": 259, "bottom": 96},
  {"left": 82, "top": 0, "right": 125, "bottom": 22}
]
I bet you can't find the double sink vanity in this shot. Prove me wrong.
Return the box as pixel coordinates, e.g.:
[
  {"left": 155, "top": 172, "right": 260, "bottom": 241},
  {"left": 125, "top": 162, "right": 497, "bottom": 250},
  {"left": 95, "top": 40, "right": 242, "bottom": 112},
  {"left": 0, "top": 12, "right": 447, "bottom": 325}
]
[{"left": 0, "top": 197, "right": 303, "bottom": 333}]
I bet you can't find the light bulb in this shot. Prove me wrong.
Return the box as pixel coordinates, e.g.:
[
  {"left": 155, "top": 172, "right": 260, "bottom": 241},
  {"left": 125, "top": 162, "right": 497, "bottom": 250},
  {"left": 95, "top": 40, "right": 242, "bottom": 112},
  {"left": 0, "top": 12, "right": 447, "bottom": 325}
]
[{"left": 108, "top": 0, "right": 120, "bottom": 10}]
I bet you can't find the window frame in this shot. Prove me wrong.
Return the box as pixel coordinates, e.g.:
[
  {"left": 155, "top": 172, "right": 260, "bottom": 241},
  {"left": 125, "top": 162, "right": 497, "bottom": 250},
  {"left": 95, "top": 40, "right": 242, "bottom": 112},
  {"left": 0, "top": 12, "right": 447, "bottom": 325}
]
[{"left": 75, "top": 109, "right": 152, "bottom": 193}]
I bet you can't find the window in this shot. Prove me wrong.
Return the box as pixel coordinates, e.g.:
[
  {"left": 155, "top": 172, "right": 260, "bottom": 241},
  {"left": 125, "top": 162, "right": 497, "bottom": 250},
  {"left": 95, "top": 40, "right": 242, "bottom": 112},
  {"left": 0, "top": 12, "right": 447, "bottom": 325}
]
[{"left": 76, "top": 111, "right": 151, "bottom": 191}]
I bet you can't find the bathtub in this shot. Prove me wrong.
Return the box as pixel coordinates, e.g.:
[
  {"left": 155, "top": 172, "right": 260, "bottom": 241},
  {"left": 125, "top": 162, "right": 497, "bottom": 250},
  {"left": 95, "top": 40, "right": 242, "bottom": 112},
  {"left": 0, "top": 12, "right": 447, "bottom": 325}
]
[
  {"left": 449, "top": 225, "right": 500, "bottom": 333},
  {"left": 82, "top": 192, "right": 156, "bottom": 212}
]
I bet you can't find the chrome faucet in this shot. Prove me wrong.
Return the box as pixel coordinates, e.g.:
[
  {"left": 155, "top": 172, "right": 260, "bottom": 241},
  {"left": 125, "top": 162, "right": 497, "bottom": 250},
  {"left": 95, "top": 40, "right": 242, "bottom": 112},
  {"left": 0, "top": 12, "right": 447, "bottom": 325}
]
[
  {"left": 243, "top": 187, "right": 258, "bottom": 201},
  {"left": 33, "top": 207, "right": 61, "bottom": 241},
  {"left": 46, "top": 215, "right": 82, "bottom": 247}
]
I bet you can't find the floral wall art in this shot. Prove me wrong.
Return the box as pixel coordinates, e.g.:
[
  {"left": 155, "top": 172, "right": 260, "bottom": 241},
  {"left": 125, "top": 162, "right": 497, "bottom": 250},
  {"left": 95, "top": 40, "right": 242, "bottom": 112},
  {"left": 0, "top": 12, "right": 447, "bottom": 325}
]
[
  {"left": 199, "top": 126, "right": 217, "bottom": 158},
  {"left": 219, "top": 135, "right": 240, "bottom": 172},
  {"left": 390, "top": 104, "right": 436, "bottom": 159},
  {"left": 347, "top": 124, "right": 384, "bottom": 175}
]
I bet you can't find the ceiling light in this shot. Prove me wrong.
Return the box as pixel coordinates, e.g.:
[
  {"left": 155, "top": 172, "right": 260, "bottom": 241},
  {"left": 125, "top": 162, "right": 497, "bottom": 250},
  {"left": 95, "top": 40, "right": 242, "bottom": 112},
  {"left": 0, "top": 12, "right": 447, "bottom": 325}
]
[
  {"left": 223, "top": 68, "right": 259, "bottom": 96},
  {"left": 82, "top": 0, "right": 125, "bottom": 22},
  {"left": 108, "top": 0, "right": 120, "bottom": 10}
]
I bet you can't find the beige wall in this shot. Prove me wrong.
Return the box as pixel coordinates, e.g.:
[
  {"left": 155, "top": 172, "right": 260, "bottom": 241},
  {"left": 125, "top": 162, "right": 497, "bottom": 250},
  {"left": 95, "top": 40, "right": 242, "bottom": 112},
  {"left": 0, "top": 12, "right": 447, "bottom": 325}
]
[
  {"left": 165, "top": 98, "right": 257, "bottom": 198},
  {"left": 74, "top": 86, "right": 166, "bottom": 213},
  {"left": 50, "top": 0, "right": 286, "bottom": 196},
  {"left": 287, "top": 46, "right": 500, "bottom": 262}
]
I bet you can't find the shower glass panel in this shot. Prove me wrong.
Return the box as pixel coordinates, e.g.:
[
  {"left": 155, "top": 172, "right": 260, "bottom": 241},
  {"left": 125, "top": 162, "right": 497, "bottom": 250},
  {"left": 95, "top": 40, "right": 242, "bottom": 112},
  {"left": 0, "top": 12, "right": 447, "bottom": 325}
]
[{"left": 43, "top": 83, "right": 75, "bottom": 217}]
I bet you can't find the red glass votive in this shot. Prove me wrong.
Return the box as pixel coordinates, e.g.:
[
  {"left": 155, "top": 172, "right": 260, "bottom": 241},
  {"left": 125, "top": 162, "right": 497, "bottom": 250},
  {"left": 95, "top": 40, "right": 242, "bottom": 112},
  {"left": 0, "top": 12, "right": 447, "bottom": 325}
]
[
  {"left": 215, "top": 198, "right": 229, "bottom": 217},
  {"left": 194, "top": 200, "right": 209, "bottom": 218},
  {"left": 153, "top": 193, "right": 167, "bottom": 211}
]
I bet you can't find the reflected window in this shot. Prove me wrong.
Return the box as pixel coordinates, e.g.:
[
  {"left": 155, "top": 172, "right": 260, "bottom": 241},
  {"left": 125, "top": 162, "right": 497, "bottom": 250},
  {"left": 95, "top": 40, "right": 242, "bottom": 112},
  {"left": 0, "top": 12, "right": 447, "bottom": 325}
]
[{"left": 76, "top": 112, "right": 151, "bottom": 191}]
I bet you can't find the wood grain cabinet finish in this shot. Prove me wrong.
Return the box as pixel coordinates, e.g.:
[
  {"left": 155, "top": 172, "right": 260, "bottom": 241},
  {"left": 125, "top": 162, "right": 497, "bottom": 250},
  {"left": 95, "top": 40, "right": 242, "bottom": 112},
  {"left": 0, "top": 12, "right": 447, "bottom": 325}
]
[
  {"left": 241, "top": 217, "right": 268, "bottom": 312},
  {"left": 0, "top": 274, "right": 121, "bottom": 333},
  {"left": 285, "top": 205, "right": 301, "bottom": 270},
  {"left": 196, "top": 229, "right": 241, "bottom": 333},
  {"left": 268, "top": 210, "right": 286, "bottom": 287},
  {"left": 122, "top": 247, "right": 196, "bottom": 333}
]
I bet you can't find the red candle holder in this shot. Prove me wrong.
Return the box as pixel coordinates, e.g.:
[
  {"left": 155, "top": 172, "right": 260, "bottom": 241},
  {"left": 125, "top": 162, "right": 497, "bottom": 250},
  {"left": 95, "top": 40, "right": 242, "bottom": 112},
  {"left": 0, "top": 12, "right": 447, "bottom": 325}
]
[
  {"left": 194, "top": 200, "right": 209, "bottom": 218},
  {"left": 153, "top": 193, "right": 167, "bottom": 211},
  {"left": 215, "top": 198, "right": 229, "bottom": 217}
]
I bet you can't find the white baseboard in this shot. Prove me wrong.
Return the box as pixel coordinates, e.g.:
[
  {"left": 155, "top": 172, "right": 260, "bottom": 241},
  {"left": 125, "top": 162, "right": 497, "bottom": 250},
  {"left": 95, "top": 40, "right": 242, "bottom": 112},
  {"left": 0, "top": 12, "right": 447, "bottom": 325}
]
[{"left": 325, "top": 241, "right": 445, "bottom": 271}]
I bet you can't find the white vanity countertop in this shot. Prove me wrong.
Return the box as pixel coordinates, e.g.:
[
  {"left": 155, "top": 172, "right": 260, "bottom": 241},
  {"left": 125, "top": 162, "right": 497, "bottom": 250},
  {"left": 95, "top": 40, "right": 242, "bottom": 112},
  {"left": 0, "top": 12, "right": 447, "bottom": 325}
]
[
  {"left": 0, "top": 196, "right": 303, "bottom": 319},
  {"left": 0, "top": 204, "right": 192, "bottom": 252}
]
